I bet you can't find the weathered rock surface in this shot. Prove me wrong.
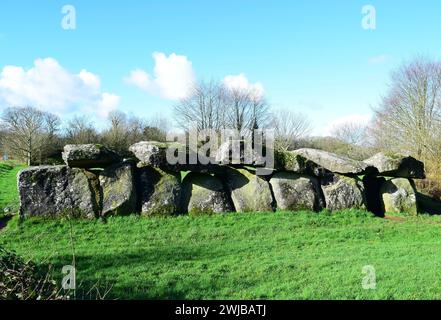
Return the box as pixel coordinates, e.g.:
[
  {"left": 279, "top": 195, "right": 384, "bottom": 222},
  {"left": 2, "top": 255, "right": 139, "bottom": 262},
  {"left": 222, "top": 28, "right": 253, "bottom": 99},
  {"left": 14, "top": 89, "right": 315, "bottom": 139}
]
[
  {"left": 215, "top": 140, "right": 266, "bottom": 166},
  {"left": 62, "top": 144, "right": 121, "bottom": 168},
  {"left": 99, "top": 162, "right": 137, "bottom": 216},
  {"left": 364, "top": 152, "right": 425, "bottom": 179},
  {"left": 270, "top": 172, "right": 324, "bottom": 211},
  {"left": 19, "top": 141, "right": 430, "bottom": 219},
  {"left": 130, "top": 140, "right": 272, "bottom": 175},
  {"left": 181, "top": 173, "right": 234, "bottom": 216},
  {"left": 321, "top": 174, "right": 366, "bottom": 211},
  {"left": 225, "top": 168, "right": 274, "bottom": 212},
  {"left": 18, "top": 166, "right": 96, "bottom": 218},
  {"left": 129, "top": 141, "right": 169, "bottom": 167},
  {"left": 274, "top": 150, "right": 323, "bottom": 176},
  {"left": 138, "top": 167, "right": 181, "bottom": 216},
  {"left": 380, "top": 178, "right": 417, "bottom": 215},
  {"left": 292, "top": 148, "right": 375, "bottom": 175}
]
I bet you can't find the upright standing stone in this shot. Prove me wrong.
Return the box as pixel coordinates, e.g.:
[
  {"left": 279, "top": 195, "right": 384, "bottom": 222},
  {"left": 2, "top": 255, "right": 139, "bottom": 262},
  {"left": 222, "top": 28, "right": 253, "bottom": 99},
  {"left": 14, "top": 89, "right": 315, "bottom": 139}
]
[
  {"left": 99, "top": 162, "right": 137, "bottom": 216},
  {"left": 270, "top": 172, "right": 324, "bottom": 212},
  {"left": 18, "top": 166, "right": 96, "bottom": 218},
  {"left": 321, "top": 174, "right": 366, "bottom": 211},
  {"left": 380, "top": 178, "right": 418, "bottom": 215},
  {"left": 181, "top": 173, "right": 234, "bottom": 216},
  {"left": 138, "top": 167, "right": 181, "bottom": 216},
  {"left": 225, "top": 168, "right": 274, "bottom": 212}
]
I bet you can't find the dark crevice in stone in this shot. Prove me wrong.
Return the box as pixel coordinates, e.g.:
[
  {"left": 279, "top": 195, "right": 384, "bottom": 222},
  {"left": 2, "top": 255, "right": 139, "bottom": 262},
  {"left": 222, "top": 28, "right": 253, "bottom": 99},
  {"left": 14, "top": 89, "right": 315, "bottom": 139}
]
[
  {"left": 267, "top": 181, "right": 278, "bottom": 212},
  {"left": 363, "top": 175, "right": 386, "bottom": 217},
  {"left": 315, "top": 179, "right": 327, "bottom": 212},
  {"left": 133, "top": 167, "right": 145, "bottom": 214},
  {"left": 218, "top": 175, "right": 236, "bottom": 213},
  {"left": 262, "top": 171, "right": 278, "bottom": 211},
  {"left": 179, "top": 174, "right": 192, "bottom": 215},
  {"left": 83, "top": 169, "right": 102, "bottom": 218}
]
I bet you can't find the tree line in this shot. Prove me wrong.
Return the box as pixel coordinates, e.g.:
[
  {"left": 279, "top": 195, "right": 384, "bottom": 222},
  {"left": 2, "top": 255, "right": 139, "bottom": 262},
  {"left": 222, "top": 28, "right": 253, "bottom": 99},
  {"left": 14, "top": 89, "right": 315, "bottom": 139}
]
[
  {"left": 0, "top": 109, "right": 171, "bottom": 165},
  {"left": 0, "top": 79, "right": 313, "bottom": 165},
  {"left": 2, "top": 56, "right": 441, "bottom": 200}
]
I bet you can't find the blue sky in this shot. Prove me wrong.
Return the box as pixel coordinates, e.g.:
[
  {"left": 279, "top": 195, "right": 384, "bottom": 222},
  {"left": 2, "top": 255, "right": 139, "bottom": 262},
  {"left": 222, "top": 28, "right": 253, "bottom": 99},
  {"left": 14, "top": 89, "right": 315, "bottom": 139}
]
[{"left": 1, "top": 0, "right": 441, "bottom": 135}]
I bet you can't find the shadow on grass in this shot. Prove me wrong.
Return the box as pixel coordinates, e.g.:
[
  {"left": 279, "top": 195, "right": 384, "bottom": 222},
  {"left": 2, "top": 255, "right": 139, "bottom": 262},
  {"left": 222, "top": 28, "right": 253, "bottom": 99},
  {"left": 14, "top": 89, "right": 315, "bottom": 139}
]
[
  {"left": 417, "top": 192, "right": 441, "bottom": 215},
  {"left": 0, "top": 215, "right": 13, "bottom": 230},
  {"left": 40, "top": 245, "right": 230, "bottom": 300}
]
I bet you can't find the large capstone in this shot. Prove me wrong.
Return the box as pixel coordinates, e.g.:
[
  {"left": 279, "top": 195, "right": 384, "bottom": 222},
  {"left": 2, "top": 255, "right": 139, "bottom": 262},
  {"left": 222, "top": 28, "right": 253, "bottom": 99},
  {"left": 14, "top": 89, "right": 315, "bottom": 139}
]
[
  {"left": 364, "top": 152, "right": 425, "bottom": 179},
  {"left": 181, "top": 172, "right": 234, "bottom": 216},
  {"left": 292, "top": 148, "right": 375, "bottom": 175},
  {"left": 62, "top": 144, "right": 121, "bottom": 168},
  {"left": 215, "top": 140, "right": 266, "bottom": 166},
  {"left": 138, "top": 167, "right": 181, "bottom": 216},
  {"left": 224, "top": 168, "right": 274, "bottom": 212},
  {"left": 380, "top": 178, "right": 418, "bottom": 215},
  {"left": 270, "top": 172, "right": 324, "bottom": 211},
  {"left": 18, "top": 166, "right": 96, "bottom": 218},
  {"left": 99, "top": 162, "right": 137, "bottom": 216},
  {"left": 321, "top": 174, "right": 366, "bottom": 211},
  {"left": 274, "top": 150, "right": 323, "bottom": 176},
  {"left": 129, "top": 141, "right": 187, "bottom": 168}
]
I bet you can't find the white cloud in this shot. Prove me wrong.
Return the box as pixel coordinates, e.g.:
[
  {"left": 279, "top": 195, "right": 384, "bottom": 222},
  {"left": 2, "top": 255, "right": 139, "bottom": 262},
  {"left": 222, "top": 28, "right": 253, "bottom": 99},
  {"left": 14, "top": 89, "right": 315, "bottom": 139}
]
[
  {"left": 78, "top": 70, "right": 101, "bottom": 92},
  {"left": 0, "top": 57, "right": 119, "bottom": 118},
  {"left": 323, "top": 114, "right": 372, "bottom": 136},
  {"left": 223, "top": 73, "right": 264, "bottom": 98},
  {"left": 87, "top": 93, "right": 121, "bottom": 119},
  {"left": 368, "top": 54, "right": 389, "bottom": 65},
  {"left": 125, "top": 52, "right": 196, "bottom": 100}
]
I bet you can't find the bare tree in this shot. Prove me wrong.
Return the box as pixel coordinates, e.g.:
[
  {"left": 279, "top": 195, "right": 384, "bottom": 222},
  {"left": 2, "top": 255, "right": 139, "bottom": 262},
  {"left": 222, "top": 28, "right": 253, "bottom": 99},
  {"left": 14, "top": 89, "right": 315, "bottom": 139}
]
[
  {"left": 101, "top": 111, "right": 132, "bottom": 155},
  {"left": 141, "top": 114, "right": 170, "bottom": 142},
  {"left": 0, "top": 126, "right": 8, "bottom": 160},
  {"left": 249, "top": 93, "right": 271, "bottom": 131},
  {"left": 36, "top": 112, "right": 62, "bottom": 164},
  {"left": 174, "top": 80, "right": 227, "bottom": 132},
  {"left": 371, "top": 57, "right": 441, "bottom": 160},
  {"left": 65, "top": 116, "right": 99, "bottom": 144},
  {"left": 174, "top": 80, "right": 271, "bottom": 138},
  {"left": 101, "top": 111, "right": 169, "bottom": 155},
  {"left": 271, "top": 109, "right": 312, "bottom": 150},
  {"left": 147, "top": 114, "right": 171, "bottom": 134},
  {"left": 330, "top": 121, "right": 367, "bottom": 146},
  {"left": 225, "top": 87, "right": 270, "bottom": 135},
  {"left": 1, "top": 106, "right": 60, "bottom": 165}
]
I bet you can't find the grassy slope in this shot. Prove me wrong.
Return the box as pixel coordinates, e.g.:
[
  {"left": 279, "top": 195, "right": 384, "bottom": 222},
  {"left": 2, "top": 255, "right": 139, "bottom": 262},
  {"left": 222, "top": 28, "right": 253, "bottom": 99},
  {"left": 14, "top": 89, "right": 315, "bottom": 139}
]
[
  {"left": 0, "top": 161, "right": 25, "bottom": 217},
  {"left": 2, "top": 160, "right": 441, "bottom": 299},
  {"left": 2, "top": 211, "right": 441, "bottom": 300}
]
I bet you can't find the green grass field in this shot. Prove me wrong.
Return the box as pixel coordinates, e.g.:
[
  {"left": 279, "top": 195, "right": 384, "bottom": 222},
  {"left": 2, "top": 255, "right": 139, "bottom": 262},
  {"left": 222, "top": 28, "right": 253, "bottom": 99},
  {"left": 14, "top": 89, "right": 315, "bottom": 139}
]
[
  {"left": 0, "top": 161, "right": 25, "bottom": 218},
  {"left": 3, "top": 161, "right": 441, "bottom": 299},
  {"left": 3, "top": 212, "right": 441, "bottom": 299}
]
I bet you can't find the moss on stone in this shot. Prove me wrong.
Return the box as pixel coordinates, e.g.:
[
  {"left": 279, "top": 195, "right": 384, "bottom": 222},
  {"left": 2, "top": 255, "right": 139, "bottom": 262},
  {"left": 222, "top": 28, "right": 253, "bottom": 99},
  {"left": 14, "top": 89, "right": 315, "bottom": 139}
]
[
  {"left": 270, "top": 172, "right": 324, "bottom": 212},
  {"left": 381, "top": 178, "right": 417, "bottom": 216},
  {"left": 182, "top": 172, "right": 233, "bottom": 216},
  {"left": 226, "top": 168, "right": 274, "bottom": 212},
  {"left": 99, "top": 162, "right": 137, "bottom": 217},
  {"left": 139, "top": 167, "right": 181, "bottom": 217}
]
